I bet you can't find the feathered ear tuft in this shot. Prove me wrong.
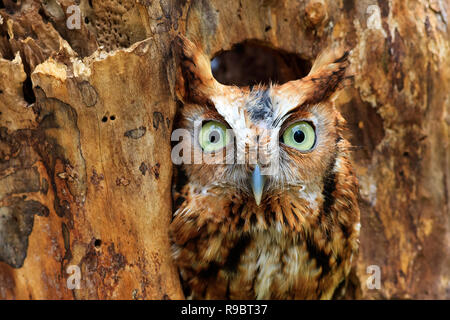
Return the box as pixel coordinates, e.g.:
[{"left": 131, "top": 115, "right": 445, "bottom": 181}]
[
  {"left": 273, "top": 47, "right": 351, "bottom": 117},
  {"left": 302, "top": 47, "right": 350, "bottom": 104},
  {"left": 174, "top": 35, "right": 223, "bottom": 105}
]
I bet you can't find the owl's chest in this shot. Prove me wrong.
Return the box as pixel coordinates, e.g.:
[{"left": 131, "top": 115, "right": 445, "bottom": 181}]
[
  {"left": 194, "top": 227, "right": 345, "bottom": 300},
  {"left": 173, "top": 187, "right": 358, "bottom": 299}
]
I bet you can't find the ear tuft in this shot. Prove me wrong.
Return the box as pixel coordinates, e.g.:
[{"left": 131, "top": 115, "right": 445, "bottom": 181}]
[
  {"left": 302, "top": 47, "right": 350, "bottom": 105},
  {"left": 174, "top": 35, "right": 220, "bottom": 104},
  {"left": 308, "top": 47, "right": 350, "bottom": 75},
  {"left": 271, "top": 47, "right": 351, "bottom": 120}
]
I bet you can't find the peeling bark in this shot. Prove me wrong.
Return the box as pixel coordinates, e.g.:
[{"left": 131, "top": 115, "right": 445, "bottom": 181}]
[{"left": 0, "top": 0, "right": 449, "bottom": 299}]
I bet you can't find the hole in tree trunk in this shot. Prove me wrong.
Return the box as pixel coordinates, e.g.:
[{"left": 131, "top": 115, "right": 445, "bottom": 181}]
[
  {"left": 211, "top": 41, "right": 311, "bottom": 87},
  {"left": 94, "top": 239, "right": 102, "bottom": 248},
  {"left": 22, "top": 75, "right": 36, "bottom": 105}
]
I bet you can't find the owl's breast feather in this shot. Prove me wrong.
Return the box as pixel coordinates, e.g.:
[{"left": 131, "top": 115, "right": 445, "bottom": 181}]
[{"left": 170, "top": 186, "right": 359, "bottom": 299}]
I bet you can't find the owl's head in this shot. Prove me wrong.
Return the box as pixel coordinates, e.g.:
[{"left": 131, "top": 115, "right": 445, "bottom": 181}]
[{"left": 173, "top": 36, "right": 350, "bottom": 207}]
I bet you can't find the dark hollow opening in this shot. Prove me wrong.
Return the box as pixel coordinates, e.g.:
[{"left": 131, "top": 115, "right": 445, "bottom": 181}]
[
  {"left": 94, "top": 239, "right": 102, "bottom": 248},
  {"left": 211, "top": 41, "right": 311, "bottom": 87},
  {"left": 22, "top": 75, "right": 36, "bottom": 105}
]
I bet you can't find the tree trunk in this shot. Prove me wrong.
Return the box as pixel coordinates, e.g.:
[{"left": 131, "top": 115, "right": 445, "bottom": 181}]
[{"left": 0, "top": 0, "right": 448, "bottom": 299}]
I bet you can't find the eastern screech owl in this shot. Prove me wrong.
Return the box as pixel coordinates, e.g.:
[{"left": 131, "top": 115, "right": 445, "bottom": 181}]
[{"left": 170, "top": 35, "right": 360, "bottom": 299}]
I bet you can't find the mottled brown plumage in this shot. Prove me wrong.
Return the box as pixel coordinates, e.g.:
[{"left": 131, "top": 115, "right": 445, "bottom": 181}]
[{"left": 170, "top": 35, "right": 360, "bottom": 299}]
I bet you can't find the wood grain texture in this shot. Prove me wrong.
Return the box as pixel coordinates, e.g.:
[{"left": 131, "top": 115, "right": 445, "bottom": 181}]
[
  {"left": 0, "top": 0, "right": 183, "bottom": 300},
  {"left": 0, "top": 0, "right": 449, "bottom": 299}
]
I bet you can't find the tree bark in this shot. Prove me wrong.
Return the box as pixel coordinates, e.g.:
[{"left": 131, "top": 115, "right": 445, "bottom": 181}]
[{"left": 0, "top": 0, "right": 449, "bottom": 299}]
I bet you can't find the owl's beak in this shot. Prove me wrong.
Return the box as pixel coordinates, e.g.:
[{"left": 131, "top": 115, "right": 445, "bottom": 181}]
[{"left": 250, "top": 164, "right": 266, "bottom": 206}]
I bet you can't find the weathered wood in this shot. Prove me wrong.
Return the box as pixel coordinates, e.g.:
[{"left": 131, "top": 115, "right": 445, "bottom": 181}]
[
  {"left": 0, "top": 0, "right": 449, "bottom": 299},
  {"left": 0, "top": 0, "right": 182, "bottom": 299}
]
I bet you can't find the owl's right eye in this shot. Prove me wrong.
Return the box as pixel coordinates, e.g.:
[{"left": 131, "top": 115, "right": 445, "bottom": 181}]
[{"left": 199, "top": 121, "right": 231, "bottom": 152}]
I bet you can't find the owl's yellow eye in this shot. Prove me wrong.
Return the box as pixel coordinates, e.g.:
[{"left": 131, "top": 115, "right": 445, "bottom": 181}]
[
  {"left": 282, "top": 121, "right": 316, "bottom": 151},
  {"left": 199, "top": 121, "right": 230, "bottom": 152}
]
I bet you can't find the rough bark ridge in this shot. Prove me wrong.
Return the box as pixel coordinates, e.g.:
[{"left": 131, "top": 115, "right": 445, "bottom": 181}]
[{"left": 0, "top": 0, "right": 449, "bottom": 299}]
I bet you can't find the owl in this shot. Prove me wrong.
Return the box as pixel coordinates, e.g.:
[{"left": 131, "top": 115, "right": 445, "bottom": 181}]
[{"left": 170, "top": 35, "right": 360, "bottom": 300}]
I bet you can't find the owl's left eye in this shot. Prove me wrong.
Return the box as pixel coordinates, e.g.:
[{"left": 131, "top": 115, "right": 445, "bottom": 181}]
[
  {"left": 281, "top": 121, "right": 316, "bottom": 151},
  {"left": 199, "top": 121, "right": 231, "bottom": 152}
]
